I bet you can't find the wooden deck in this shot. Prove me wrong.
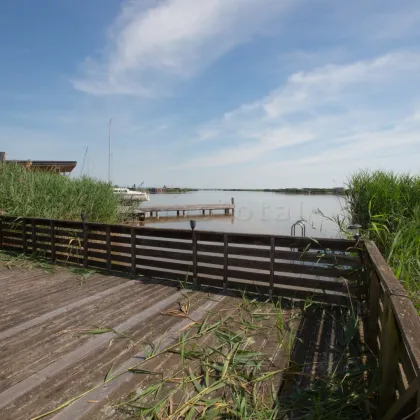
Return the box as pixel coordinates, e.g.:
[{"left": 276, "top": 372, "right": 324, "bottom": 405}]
[
  {"left": 134, "top": 202, "right": 235, "bottom": 218},
  {"left": 0, "top": 264, "right": 365, "bottom": 420},
  {"left": 0, "top": 265, "right": 288, "bottom": 419}
]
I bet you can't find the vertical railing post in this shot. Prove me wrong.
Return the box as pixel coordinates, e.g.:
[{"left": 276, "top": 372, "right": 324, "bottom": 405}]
[
  {"left": 269, "top": 237, "right": 275, "bottom": 299},
  {"left": 106, "top": 226, "right": 112, "bottom": 271},
  {"left": 22, "top": 218, "right": 27, "bottom": 255},
  {"left": 83, "top": 223, "right": 89, "bottom": 269},
  {"left": 31, "top": 219, "right": 37, "bottom": 256},
  {"left": 131, "top": 227, "right": 136, "bottom": 277},
  {"left": 378, "top": 295, "right": 400, "bottom": 416},
  {"left": 192, "top": 230, "right": 197, "bottom": 288},
  {"left": 50, "top": 220, "right": 56, "bottom": 263},
  {"left": 223, "top": 234, "right": 228, "bottom": 293},
  {"left": 367, "top": 269, "right": 380, "bottom": 353}
]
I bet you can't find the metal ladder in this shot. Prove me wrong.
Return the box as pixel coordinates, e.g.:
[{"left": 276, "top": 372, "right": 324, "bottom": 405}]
[{"left": 291, "top": 220, "right": 306, "bottom": 237}]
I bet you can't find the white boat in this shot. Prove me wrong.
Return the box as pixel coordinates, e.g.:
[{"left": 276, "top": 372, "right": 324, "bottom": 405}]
[{"left": 113, "top": 188, "right": 150, "bottom": 202}]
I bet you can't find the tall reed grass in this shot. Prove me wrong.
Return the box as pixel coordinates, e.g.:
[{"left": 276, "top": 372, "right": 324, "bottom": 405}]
[
  {"left": 345, "top": 170, "right": 420, "bottom": 308},
  {"left": 0, "top": 163, "right": 121, "bottom": 223}
]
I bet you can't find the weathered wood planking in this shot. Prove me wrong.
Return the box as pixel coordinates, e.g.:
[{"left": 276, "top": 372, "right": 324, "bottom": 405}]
[
  {"left": 365, "top": 240, "right": 420, "bottom": 419},
  {"left": 0, "top": 216, "right": 359, "bottom": 305}
]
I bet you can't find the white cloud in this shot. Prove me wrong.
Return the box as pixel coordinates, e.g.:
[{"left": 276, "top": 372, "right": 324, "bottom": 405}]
[
  {"left": 177, "top": 127, "right": 314, "bottom": 168},
  {"left": 179, "top": 51, "right": 420, "bottom": 171},
  {"left": 74, "top": 0, "right": 294, "bottom": 96}
]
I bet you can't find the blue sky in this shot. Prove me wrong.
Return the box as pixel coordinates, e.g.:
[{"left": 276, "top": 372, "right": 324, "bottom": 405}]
[{"left": 1, "top": 0, "right": 420, "bottom": 188}]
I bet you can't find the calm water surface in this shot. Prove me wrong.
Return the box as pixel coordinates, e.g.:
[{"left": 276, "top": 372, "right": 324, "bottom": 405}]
[{"left": 139, "top": 191, "right": 345, "bottom": 238}]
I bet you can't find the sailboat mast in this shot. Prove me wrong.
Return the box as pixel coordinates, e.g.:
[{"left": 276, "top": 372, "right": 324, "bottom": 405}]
[{"left": 108, "top": 118, "right": 112, "bottom": 183}]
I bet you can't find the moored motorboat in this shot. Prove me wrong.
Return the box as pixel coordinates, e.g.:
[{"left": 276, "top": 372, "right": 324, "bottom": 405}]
[{"left": 113, "top": 188, "right": 150, "bottom": 202}]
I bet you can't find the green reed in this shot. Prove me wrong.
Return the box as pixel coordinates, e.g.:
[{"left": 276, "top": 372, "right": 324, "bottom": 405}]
[{"left": 0, "top": 163, "right": 121, "bottom": 223}]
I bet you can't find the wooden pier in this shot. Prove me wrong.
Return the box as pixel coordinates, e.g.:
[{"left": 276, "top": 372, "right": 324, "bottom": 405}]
[{"left": 135, "top": 197, "right": 235, "bottom": 219}]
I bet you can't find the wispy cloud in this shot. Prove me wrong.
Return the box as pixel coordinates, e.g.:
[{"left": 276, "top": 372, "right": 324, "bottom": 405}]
[
  {"left": 73, "top": 0, "right": 294, "bottom": 96},
  {"left": 177, "top": 51, "right": 420, "bottom": 171}
]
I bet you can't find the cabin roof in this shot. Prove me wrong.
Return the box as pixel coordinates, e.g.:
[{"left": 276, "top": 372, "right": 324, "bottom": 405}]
[{"left": 11, "top": 160, "right": 77, "bottom": 173}]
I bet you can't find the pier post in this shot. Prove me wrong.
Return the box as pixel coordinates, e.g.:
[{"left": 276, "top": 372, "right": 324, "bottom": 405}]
[
  {"left": 202, "top": 210, "right": 205, "bottom": 215},
  {"left": 231, "top": 197, "right": 235, "bottom": 214},
  {"left": 177, "top": 210, "right": 180, "bottom": 216}
]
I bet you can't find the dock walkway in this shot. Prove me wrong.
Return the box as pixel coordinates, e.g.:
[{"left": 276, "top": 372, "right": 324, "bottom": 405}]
[{"left": 135, "top": 199, "right": 235, "bottom": 218}]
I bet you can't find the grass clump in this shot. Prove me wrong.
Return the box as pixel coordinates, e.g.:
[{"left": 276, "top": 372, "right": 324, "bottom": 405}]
[
  {"left": 345, "top": 170, "right": 420, "bottom": 309},
  {"left": 0, "top": 163, "right": 121, "bottom": 223}
]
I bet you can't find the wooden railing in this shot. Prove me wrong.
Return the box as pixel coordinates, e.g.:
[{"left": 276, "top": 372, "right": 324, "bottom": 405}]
[
  {"left": 1, "top": 216, "right": 420, "bottom": 418},
  {"left": 365, "top": 241, "right": 420, "bottom": 419},
  {"left": 0, "top": 216, "right": 361, "bottom": 305}
]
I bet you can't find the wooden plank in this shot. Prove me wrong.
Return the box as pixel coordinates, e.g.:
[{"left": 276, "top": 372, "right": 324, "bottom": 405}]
[
  {"left": 273, "top": 273, "right": 351, "bottom": 293},
  {"left": 378, "top": 295, "right": 401, "bottom": 416},
  {"left": 136, "top": 257, "right": 191, "bottom": 272},
  {"left": 1, "top": 238, "right": 23, "bottom": 247},
  {"left": 400, "top": 345, "right": 417, "bottom": 385},
  {"left": 87, "top": 250, "right": 107, "bottom": 261},
  {"left": 88, "top": 233, "right": 106, "bottom": 242},
  {"left": 110, "top": 253, "right": 132, "bottom": 264},
  {"left": 108, "top": 244, "right": 130, "bottom": 254},
  {"left": 229, "top": 233, "right": 271, "bottom": 246},
  {"left": 274, "top": 261, "right": 358, "bottom": 279},
  {"left": 227, "top": 245, "right": 269, "bottom": 258},
  {"left": 136, "top": 267, "right": 192, "bottom": 282},
  {"left": 2, "top": 230, "right": 23, "bottom": 239},
  {"left": 196, "top": 232, "right": 224, "bottom": 243},
  {"left": 366, "top": 241, "right": 420, "bottom": 378},
  {"left": 382, "top": 379, "right": 419, "bottom": 420},
  {"left": 197, "top": 243, "right": 223, "bottom": 253},
  {"left": 136, "top": 237, "right": 192, "bottom": 251},
  {"left": 110, "top": 234, "right": 131, "bottom": 245},
  {"left": 228, "top": 268, "right": 270, "bottom": 283},
  {"left": 0, "top": 217, "right": 3, "bottom": 248},
  {"left": 138, "top": 204, "right": 234, "bottom": 212},
  {"left": 196, "top": 264, "right": 224, "bottom": 278},
  {"left": 275, "top": 236, "right": 358, "bottom": 252},
  {"left": 225, "top": 245, "right": 360, "bottom": 266},
  {"left": 197, "top": 277, "right": 349, "bottom": 305},
  {"left": 135, "top": 248, "right": 192, "bottom": 262},
  {"left": 136, "top": 227, "right": 192, "bottom": 240}
]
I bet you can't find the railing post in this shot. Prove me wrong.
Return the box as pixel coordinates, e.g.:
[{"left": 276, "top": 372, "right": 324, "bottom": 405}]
[
  {"left": 131, "top": 227, "right": 136, "bottom": 277},
  {"left": 83, "top": 223, "right": 89, "bottom": 269},
  {"left": 31, "top": 219, "right": 37, "bottom": 255},
  {"left": 50, "top": 220, "right": 56, "bottom": 263},
  {"left": 223, "top": 234, "right": 228, "bottom": 293},
  {"left": 22, "top": 218, "right": 27, "bottom": 255},
  {"left": 367, "top": 270, "right": 380, "bottom": 353},
  {"left": 192, "top": 230, "right": 197, "bottom": 288},
  {"left": 269, "top": 237, "right": 275, "bottom": 299},
  {"left": 106, "top": 226, "right": 112, "bottom": 271},
  {"left": 378, "top": 295, "right": 401, "bottom": 416}
]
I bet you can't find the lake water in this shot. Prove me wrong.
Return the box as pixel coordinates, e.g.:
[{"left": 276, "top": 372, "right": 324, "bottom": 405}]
[{"left": 138, "top": 191, "right": 347, "bottom": 238}]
